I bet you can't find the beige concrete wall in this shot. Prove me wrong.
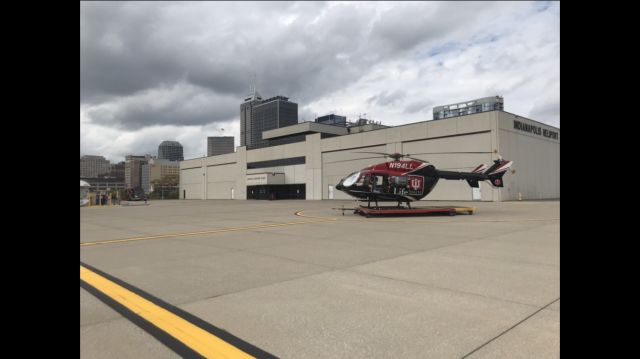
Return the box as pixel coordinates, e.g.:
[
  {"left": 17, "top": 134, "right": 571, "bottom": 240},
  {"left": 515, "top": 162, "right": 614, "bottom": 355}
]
[
  {"left": 246, "top": 142, "right": 306, "bottom": 163},
  {"left": 206, "top": 162, "right": 238, "bottom": 199},
  {"left": 497, "top": 112, "right": 560, "bottom": 200},
  {"left": 246, "top": 164, "right": 305, "bottom": 184},
  {"left": 180, "top": 166, "right": 204, "bottom": 200},
  {"left": 235, "top": 147, "right": 247, "bottom": 199},
  {"left": 180, "top": 111, "right": 558, "bottom": 202},
  {"left": 305, "top": 134, "right": 323, "bottom": 200}
]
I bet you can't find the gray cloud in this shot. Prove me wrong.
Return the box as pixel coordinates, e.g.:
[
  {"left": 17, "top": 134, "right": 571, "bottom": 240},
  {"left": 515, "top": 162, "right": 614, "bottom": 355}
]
[
  {"left": 529, "top": 99, "right": 560, "bottom": 127},
  {"left": 367, "top": 90, "right": 407, "bottom": 107},
  {"left": 404, "top": 100, "right": 433, "bottom": 114},
  {"left": 86, "top": 83, "right": 238, "bottom": 130},
  {"left": 80, "top": 1, "right": 378, "bottom": 120}
]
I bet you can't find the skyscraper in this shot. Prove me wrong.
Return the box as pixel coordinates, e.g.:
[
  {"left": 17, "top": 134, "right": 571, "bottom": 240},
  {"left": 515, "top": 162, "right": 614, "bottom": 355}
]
[
  {"left": 158, "top": 141, "right": 184, "bottom": 161},
  {"left": 240, "top": 88, "right": 298, "bottom": 149},
  {"left": 207, "top": 136, "right": 235, "bottom": 156},
  {"left": 240, "top": 88, "right": 262, "bottom": 148}
]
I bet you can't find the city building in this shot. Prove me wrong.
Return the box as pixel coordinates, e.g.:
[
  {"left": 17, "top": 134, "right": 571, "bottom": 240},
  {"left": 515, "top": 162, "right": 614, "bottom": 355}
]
[
  {"left": 158, "top": 141, "right": 184, "bottom": 161},
  {"left": 107, "top": 161, "right": 125, "bottom": 179},
  {"left": 125, "top": 155, "right": 148, "bottom": 189},
  {"left": 262, "top": 117, "right": 388, "bottom": 147},
  {"left": 433, "top": 96, "right": 504, "bottom": 120},
  {"left": 80, "top": 155, "right": 111, "bottom": 178},
  {"left": 180, "top": 108, "right": 559, "bottom": 202},
  {"left": 141, "top": 158, "right": 180, "bottom": 193},
  {"left": 315, "top": 114, "right": 347, "bottom": 126},
  {"left": 207, "top": 136, "right": 235, "bottom": 156},
  {"left": 240, "top": 89, "right": 298, "bottom": 149}
]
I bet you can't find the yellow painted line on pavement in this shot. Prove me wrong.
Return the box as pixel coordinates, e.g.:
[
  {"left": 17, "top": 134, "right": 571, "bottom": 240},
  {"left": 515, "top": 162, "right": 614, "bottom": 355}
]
[
  {"left": 81, "top": 218, "right": 335, "bottom": 247},
  {"left": 80, "top": 264, "right": 255, "bottom": 358}
]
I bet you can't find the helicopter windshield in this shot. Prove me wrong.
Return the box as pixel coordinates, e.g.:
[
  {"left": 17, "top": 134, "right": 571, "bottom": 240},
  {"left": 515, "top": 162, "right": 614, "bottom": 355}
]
[{"left": 342, "top": 171, "right": 360, "bottom": 187}]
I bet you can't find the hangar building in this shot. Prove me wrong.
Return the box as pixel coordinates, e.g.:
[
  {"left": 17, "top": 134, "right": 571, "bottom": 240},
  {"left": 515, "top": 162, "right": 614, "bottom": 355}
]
[{"left": 180, "top": 110, "right": 559, "bottom": 201}]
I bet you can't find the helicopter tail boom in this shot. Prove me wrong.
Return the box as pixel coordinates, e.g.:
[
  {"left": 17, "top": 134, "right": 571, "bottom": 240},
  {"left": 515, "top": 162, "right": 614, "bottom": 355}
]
[{"left": 437, "top": 159, "right": 513, "bottom": 188}]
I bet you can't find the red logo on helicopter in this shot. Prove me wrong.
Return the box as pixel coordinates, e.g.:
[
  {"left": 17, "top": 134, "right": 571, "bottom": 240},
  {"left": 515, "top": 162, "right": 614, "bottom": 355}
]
[{"left": 494, "top": 179, "right": 501, "bottom": 185}]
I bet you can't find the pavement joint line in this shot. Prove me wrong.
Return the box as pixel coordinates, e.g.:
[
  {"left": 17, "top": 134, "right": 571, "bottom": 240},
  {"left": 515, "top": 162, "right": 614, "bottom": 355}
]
[
  {"left": 80, "top": 262, "right": 276, "bottom": 359},
  {"left": 460, "top": 297, "right": 560, "bottom": 358},
  {"left": 80, "top": 218, "right": 335, "bottom": 247},
  {"left": 165, "top": 224, "right": 551, "bottom": 310},
  {"left": 336, "top": 223, "right": 558, "bottom": 270},
  {"left": 345, "top": 268, "right": 544, "bottom": 309},
  {"left": 430, "top": 250, "right": 559, "bottom": 269}
]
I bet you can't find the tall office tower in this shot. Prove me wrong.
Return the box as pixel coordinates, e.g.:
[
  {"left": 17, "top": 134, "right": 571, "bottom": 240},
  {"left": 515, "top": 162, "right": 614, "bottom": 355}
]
[
  {"left": 124, "top": 155, "right": 148, "bottom": 189},
  {"left": 240, "top": 88, "right": 298, "bottom": 149},
  {"left": 207, "top": 136, "right": 235, "bottom": 156},
  {"left": 158, "top": 141, "right": 184, "bottom": 161},
  {"left": 240, "top": 87, "right": 263, "bottom": 148},
  {"left": 80, "top": 155, "right": 111, "bottom": 178}
]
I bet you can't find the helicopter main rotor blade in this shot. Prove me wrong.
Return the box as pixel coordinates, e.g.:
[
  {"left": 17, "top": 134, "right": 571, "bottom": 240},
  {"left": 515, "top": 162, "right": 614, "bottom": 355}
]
[
  {"left": 352, "top": 151, "right": 393, "bottom": 157},
  {"left": 406, "top": 151, "right": 492, "bottom": 156},
  {"left": 403, "top": 156, "right": 432, "bottom": 162},
  {"left": 324, "top": 156, "right": 387, "bottom": 164}
]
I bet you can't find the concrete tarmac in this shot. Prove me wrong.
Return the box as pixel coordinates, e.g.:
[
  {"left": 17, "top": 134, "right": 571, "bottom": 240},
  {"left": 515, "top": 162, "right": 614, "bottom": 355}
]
[{"left": 80, "top": 199, "right": 559, "bottom": 358}]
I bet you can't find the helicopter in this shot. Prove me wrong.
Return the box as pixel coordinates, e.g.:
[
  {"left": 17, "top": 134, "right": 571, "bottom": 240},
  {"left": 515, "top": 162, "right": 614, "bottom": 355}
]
[{"left": 335, "top": 152, "right": 513, "bottom": 208}]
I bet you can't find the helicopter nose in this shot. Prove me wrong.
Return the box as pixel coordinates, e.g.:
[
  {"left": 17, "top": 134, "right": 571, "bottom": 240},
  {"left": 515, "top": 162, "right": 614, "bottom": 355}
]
[{"left": 336, "top": 181, "right": 344, "bottom": 191}]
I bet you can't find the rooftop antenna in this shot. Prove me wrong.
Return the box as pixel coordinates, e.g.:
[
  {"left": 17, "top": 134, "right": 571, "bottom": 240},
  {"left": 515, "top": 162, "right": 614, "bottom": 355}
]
[{"left": 252, "top": 73, "right": 257, "bottom": 95}]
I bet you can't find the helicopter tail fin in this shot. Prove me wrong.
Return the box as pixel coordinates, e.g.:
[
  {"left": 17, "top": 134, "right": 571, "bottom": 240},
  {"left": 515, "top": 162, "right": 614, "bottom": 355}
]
[
  {"left": 484, "top": 159, "right": 513, "bottom": 187},
  {"left": 465, "top": 164, "right": 487, "bottom": 187}
]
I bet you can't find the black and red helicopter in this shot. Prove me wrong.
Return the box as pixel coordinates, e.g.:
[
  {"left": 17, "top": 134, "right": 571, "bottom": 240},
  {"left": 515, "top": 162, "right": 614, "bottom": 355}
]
[{"left": 335, "top": 152, "right": 513, "bottom": 208}]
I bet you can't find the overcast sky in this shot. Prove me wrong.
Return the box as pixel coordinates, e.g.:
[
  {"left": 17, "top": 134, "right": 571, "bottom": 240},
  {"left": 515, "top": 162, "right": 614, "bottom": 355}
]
[{"left": 80, "top": 1, "right": 559, "bottom": 162}]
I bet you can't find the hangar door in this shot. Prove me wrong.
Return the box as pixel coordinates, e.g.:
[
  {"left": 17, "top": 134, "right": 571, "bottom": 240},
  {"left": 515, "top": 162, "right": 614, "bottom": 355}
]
[
  {"left": 206, "top": 163, "right": 238, "bottom": 199},
  {"left": 181, "top": 168, "right": 204, "bottom": 199}
]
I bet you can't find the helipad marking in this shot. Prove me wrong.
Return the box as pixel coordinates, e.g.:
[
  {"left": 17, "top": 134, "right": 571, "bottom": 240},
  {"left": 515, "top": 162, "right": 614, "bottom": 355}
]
[{"left": 81, "top": 218, "right": 335, "bottom": 247}]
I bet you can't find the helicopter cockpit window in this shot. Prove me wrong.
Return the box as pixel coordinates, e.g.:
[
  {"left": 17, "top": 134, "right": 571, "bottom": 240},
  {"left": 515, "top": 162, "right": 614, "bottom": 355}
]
[{"left": 342, "top": 171, "right": 360, "bottom": 187}]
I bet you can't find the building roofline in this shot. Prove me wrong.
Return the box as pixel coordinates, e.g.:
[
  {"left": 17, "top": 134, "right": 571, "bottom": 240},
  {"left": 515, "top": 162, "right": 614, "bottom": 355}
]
[{"left": 499, "top": 111, "right": 560, "bottom": 130}]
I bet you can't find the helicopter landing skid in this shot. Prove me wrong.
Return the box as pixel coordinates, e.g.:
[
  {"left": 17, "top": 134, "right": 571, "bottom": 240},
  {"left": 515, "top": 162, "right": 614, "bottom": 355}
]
[{"left": 353, "top": 205, "right": 475, "bottom": 218}]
